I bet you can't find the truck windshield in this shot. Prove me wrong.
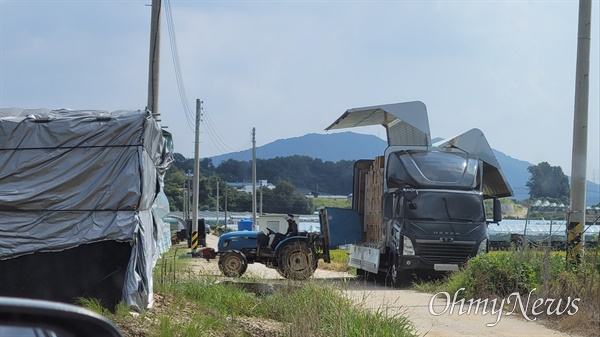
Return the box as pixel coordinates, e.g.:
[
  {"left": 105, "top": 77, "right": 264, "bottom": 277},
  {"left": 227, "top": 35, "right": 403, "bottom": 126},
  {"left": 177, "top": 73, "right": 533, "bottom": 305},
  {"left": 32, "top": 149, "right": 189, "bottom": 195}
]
[{"left": 404, "top": 191, "right": 485, "bottom": 223}]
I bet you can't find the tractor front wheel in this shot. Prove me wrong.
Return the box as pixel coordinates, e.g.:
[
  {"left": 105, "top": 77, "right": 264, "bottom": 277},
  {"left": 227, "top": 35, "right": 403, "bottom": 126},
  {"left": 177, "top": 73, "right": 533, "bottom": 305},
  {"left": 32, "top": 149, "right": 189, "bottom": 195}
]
[{"left": 218, "top": 251, "right": 248, "bottom": 277}]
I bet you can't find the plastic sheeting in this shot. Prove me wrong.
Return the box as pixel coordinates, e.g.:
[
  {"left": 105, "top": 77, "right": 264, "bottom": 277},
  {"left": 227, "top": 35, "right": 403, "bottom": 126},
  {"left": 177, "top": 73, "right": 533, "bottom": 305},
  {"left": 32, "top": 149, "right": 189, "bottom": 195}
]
[
  {"left": 488, "top": 219, "right": 600, "bottom": 243},
  {"left": 0, "top": 108, "right": 173, "bottom": 311}
]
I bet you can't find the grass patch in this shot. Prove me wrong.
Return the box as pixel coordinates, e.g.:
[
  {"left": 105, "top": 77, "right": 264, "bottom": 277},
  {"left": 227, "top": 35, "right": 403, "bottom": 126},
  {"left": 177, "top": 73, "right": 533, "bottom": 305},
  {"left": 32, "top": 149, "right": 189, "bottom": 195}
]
[
  {"left": 413, "top": 246, "right": 600, "bottom": 337},
  {"left": 312, "top": 197, "right": 352, "bottom": 209},
  {"left": 262, "top": 283, "right": 414, "bottom": 337},
  {"left": 77, "top": 297, "right": 106, "bottom": 315},
  {"left": 103, "top": 279, "right": 416, "bottom": 337},
  {"left": 90, "top": 247, "right": 415, "bottom": 337},
  {"left": 318, "top": 249, "right": 352, "bottom": 272}
]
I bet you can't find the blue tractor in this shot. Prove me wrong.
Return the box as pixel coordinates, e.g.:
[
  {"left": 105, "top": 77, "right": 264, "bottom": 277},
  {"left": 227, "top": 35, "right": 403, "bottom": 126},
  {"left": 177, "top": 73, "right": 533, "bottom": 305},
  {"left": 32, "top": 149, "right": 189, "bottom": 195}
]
[{"left": 213, "top": 215, "right": 331, "bottom": 280}]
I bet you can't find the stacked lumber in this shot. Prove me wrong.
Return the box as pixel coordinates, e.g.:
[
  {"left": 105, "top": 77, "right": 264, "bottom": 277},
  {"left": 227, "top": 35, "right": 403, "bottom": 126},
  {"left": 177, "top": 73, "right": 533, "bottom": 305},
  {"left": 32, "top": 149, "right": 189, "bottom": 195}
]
[{"left": 364, "top": 156, "right": 384, "bottom": 243}]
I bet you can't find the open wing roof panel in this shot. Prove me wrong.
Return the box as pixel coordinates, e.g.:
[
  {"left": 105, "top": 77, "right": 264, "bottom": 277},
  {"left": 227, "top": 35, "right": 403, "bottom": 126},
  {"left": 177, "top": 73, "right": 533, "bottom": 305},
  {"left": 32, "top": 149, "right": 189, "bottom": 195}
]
[
  {"left": 434, "top": 128, "right": 514, "bottom": 198},
  {"left": 325, "top": 101, "right": 431, "bottom": 146}
]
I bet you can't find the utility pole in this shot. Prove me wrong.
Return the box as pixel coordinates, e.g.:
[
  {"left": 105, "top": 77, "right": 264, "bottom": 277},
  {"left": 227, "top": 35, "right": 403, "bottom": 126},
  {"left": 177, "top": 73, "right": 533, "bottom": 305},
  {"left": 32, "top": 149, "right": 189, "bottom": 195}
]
[
  {"left": 259, "top": 180, "right": 263, "bottom": 215},
  {"left": 186, "top": 171, "right": 192, "bottom": 220},
  {"left": 191, "top": 99, "right": 202, "bottom": 253},
  {"left": 224, "top": 184, "right": 228, "bottom": 230},
  {"left": 567, "top": 0, "right": 592, "bottom": 266},
  {"left": 183, "top": 174, "right": 187, "bottom": 221},
  {"left": 216, "top": 180, "right": 220, "bottom": 227},
  {"left": 147, "top": 0, "right": 161, "bottom": 121},
  {"left": 252, "top": 127, "right": 257, "bottom": 230}
]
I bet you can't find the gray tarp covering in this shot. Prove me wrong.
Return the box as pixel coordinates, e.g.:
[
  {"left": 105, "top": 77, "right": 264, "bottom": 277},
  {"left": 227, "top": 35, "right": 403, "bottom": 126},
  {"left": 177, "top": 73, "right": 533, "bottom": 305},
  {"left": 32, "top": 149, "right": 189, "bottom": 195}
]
[
  {"left": 0, "top": 108, "right": 172, "bottom": 311},
  {"left": 488, "top": 219, "right": 599, "bottom": 243}
]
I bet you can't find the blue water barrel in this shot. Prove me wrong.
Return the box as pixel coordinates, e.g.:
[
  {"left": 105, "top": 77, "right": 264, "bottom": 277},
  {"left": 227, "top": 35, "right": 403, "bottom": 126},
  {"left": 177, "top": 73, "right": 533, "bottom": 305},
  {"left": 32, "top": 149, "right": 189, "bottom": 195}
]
[{"left": 237, "top": 219, "right": 253, "bottom": 231}]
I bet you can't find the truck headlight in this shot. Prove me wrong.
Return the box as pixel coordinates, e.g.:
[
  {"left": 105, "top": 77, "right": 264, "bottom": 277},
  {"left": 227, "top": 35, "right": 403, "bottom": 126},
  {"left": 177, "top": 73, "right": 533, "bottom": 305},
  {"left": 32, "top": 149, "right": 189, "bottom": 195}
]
[
  {"left": 403, "top": 236, "right": 415, "bottom": 255},
  {"left": 477, "top": 239, "right": 488, "bottom": 255}
]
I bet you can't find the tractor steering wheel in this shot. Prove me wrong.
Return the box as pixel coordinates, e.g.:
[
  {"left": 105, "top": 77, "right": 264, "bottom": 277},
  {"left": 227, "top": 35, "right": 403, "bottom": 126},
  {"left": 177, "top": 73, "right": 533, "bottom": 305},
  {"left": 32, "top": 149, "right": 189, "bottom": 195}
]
[{"left": 266, "top": 228, "right": 275, "bottom": 235}]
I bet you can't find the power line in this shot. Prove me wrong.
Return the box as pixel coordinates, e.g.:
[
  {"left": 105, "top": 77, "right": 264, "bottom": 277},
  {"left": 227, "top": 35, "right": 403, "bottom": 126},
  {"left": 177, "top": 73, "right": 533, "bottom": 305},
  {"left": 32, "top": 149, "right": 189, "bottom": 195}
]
[
  {"left": 163, "top": 1, "right": 254, "bottom": 159},
  {"left": 200, "top": 103, "right": 234, "bottom": 153},
  {"left": 164, "top": 0, "right": 194, "bottom": 130},
  {"left": 164, "top": 0, "right": 252, "bottom": 157},
  {"left": 201, "top": 103, "right": 253, "bottom": 155}
]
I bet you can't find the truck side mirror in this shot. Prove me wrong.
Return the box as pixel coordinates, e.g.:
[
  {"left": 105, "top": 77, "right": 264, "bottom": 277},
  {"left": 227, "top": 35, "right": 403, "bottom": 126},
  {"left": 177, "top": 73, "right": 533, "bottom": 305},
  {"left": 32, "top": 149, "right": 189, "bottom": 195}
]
[{"left": 493, "top": 198, "right": 502, "bottom": 223}]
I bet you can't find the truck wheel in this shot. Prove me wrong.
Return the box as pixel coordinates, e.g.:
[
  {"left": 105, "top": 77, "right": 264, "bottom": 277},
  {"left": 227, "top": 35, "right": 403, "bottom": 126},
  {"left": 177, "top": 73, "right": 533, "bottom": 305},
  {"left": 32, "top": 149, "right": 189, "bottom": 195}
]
[
  {"left": 390, "top": 256, "right": 410, "bottom": 287},
  {"left": 278, "top": 242, "right": 315, "bottom": 280},
  {"left": 218, "top": 251, "right": 247, "bottom": 277}
]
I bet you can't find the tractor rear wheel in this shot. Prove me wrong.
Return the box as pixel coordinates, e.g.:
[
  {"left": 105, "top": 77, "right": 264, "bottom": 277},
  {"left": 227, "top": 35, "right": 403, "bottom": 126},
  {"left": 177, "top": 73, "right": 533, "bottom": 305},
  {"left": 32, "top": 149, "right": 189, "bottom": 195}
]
[
  {"left": 278, "top": 242, "right": 315, "bottom": 280},
  {"left": 218, "top": 251, "right": 248, "bottom": 277}
]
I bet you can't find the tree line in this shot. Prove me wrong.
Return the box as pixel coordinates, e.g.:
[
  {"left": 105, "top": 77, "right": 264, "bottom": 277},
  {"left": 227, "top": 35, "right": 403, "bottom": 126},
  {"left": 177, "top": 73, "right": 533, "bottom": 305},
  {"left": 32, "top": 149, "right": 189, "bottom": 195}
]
[
  {"left": 163, "top": 154, "right": 355, "bottom": 214},
  {"left": 171, "top": 153, "right": 354, "bottom": 195},
  {"left": 164, "top": 154, "right": 583, "bottom": 214}
]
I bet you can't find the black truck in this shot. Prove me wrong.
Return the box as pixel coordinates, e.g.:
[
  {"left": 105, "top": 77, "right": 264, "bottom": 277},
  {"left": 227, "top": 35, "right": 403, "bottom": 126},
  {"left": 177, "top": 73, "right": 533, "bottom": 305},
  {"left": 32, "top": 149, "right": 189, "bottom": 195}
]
[{"left": 319, "top": 101, "right": 513, "bottom": 285}]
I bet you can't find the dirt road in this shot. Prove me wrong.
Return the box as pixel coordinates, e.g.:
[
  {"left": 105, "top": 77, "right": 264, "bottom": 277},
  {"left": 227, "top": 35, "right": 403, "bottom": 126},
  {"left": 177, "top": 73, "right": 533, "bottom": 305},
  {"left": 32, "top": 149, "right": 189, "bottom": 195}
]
[{"left": 189, "top": 234, "right": 576, "bottom": 337}]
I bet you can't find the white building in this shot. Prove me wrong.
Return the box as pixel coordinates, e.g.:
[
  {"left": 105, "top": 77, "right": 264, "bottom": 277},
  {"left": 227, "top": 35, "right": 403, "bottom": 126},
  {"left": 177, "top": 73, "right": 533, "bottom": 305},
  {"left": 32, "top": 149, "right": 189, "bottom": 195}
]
[{"left": 227, "top": 180, "right": 275, "bottom": 194}]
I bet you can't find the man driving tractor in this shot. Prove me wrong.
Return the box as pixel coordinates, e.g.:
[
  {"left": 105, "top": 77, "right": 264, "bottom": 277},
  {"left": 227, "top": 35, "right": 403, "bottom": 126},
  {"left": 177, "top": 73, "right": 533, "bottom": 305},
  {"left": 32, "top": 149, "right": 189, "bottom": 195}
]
[
  {"left": 284, "top": 213, "right": 299, "bottom": 237},
  {"left": 257, "top": 214, "right": 299, "bottom": 250}
]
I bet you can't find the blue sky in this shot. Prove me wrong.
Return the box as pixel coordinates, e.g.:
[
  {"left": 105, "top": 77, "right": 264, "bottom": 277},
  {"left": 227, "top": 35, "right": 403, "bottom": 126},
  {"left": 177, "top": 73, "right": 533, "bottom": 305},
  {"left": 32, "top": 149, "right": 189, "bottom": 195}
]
[{"left": 1, "top": 0, "right": 599, "bottom": 183}]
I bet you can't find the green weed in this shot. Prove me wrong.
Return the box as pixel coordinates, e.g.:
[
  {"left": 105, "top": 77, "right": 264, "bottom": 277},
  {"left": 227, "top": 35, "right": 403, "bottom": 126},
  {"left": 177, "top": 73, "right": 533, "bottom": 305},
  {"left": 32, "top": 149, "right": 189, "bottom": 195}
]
[
  {"left": 414, "top": 247, "right": 600, "bottom": 337},
  {"left": 97, "top": 248, "right": 416, "bottom": 337}
]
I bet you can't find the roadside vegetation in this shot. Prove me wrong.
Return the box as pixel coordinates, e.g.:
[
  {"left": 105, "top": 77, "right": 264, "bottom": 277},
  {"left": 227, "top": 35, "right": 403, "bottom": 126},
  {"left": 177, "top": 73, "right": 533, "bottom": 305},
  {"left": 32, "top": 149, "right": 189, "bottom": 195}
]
[
  {"left": 88, "top": 154, "right": 598, "bottom": 336},
  {"left": 80, "top": 239, "right": 600, "bottom": 336},
  {"left": 318, "top": 249, "right": 353, "bottom": 273},
  {"left": 85, "top": 247, "right": 414, "bottom": 337},
  {"left": 414, "top": 245, "right": 600, "bottom": 337},
  {"left": 312, "top": 197, "right": 352, "bottom": 210}
]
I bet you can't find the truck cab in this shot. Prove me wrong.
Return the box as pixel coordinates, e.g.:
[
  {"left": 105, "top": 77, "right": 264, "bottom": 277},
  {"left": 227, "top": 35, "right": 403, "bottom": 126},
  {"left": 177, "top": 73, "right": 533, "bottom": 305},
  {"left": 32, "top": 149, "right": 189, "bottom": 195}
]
[
  {"left": 385, "top": 148, "right": 503, "bottom": 281},
  {"left": 320, "top": 101, "right": 512, "bottom": 285}
]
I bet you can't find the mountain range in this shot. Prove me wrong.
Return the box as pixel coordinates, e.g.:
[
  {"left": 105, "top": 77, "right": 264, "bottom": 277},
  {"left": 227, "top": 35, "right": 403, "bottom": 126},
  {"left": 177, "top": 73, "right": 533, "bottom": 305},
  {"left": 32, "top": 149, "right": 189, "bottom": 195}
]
[{"left": 210, "top": 131, "right": 599, "bottom": 205}]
